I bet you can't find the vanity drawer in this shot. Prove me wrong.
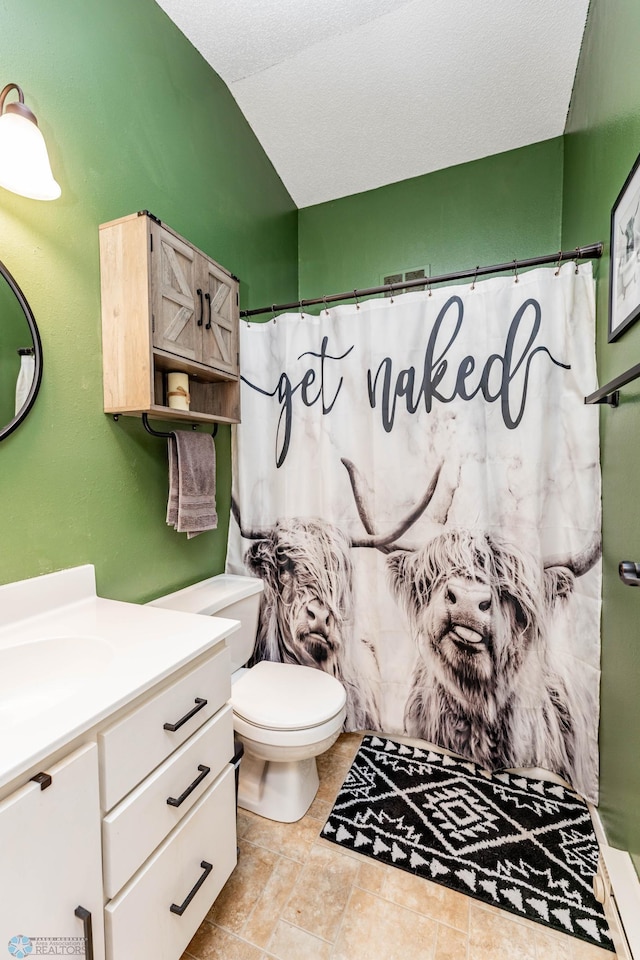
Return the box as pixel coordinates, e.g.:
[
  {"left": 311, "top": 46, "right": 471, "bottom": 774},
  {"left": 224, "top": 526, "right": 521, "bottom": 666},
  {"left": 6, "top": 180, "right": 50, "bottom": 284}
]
[
  {"left": 102, "top": 704, "right": 233, "bottom": 898},
  {"left": 105, "top": 764, "right": 237, "bottom": 960},
  {"left": 99, "top": 645, "right": 230, "bottom": 811}
]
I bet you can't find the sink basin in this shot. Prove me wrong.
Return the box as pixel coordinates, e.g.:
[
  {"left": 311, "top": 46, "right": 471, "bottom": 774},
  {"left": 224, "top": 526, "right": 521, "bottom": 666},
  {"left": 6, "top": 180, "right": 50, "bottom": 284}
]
[{"left": 0, "top": 636, "right": 115, "bottom": 728}]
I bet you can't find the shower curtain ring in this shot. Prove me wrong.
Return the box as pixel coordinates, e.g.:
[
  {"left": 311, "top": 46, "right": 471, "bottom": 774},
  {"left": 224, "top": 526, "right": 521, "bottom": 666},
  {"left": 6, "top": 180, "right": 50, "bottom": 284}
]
[
  {"left": 554, "top": 251, "right": 563, "bottom": 276},
  {"left": 471, "top": 265, "right": 479, "bottom": 291},
  {"left": 427, "top": 275, "right": 432, "bottom": 297},
  {"left": 575, "top": 246, "right": 581, "bottom": 274},
  {"left": 299, "top": 300, "right": 304, "bottom": 319},
  {"left": 353, "top": 290, "right": 360, "bottom": 310},
  {"left": 513, "top": 259, "right": 519, "bottom": 284},
  {"left": 272, "top": 304, "right": 277, "bottom": 323},
  {"left": 323, "top": 296, "right": 330, "bottom": 316}
]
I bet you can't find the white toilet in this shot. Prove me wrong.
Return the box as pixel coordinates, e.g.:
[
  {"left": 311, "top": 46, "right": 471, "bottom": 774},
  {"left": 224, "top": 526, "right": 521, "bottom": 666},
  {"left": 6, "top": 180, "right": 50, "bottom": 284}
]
[{"left": 149, "top": 574, "right": 347, "bottom": 822}]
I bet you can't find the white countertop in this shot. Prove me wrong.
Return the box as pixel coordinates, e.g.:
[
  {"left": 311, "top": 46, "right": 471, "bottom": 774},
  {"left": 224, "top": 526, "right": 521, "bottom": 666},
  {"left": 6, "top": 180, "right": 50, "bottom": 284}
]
[{"left": 0, "top": 565, "right": 239, "bottom": 790}]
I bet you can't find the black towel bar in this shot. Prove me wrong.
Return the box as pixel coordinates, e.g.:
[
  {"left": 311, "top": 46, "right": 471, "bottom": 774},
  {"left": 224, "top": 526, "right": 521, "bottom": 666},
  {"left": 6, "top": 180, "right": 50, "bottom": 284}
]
[
  {"left": 584, "top": 360, "right": 640, "bottom": 406},
  {"left": 111, "top": 413, "right": 218, "bottom": 437},
  {"left": 140, "top": 413, "right": 218, "bottom": 438}
]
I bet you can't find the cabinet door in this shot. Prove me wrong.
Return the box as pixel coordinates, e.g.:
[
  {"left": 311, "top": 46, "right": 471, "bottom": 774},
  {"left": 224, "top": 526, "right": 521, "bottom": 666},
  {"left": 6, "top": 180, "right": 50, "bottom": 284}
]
[
  {"left": 200, "top": 258, "right": 239, "bottom": 376},
  {"left": 0, "top": 743, "right": 105, "bottom": 959},
  {"left": 151, "top": 224, "right": 201, "bottom": 362}
]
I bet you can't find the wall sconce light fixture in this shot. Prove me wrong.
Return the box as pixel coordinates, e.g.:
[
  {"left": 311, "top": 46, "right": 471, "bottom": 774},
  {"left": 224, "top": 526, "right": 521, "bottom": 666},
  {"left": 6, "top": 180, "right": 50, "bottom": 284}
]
[{"left": 0, "top": 83, "right": 61, "bottom": 201}]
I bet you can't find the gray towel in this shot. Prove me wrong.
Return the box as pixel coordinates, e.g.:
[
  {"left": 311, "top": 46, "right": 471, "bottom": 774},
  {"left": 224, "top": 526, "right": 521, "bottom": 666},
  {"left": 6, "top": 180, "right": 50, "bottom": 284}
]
[{"left": 166, "top": 431, "right": 218, "bottom": 538}]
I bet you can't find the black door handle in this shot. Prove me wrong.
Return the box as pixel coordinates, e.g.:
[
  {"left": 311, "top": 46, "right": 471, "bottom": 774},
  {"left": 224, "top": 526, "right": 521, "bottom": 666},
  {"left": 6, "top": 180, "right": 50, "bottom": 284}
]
[
  {"left": 163, "top": 697, "right": 207, "bottom": 732},
  {"left": 74, "top": 906, "right": 94, "bottom": 960},
  {"left": 205, "top": 291, "right": 212, "bottom": 329},
  {"left": 167, "top": 764, "right": 211, "bottom": 807},
  {"left": 170, "top": 861, "right": 213, "bottom": 915},
  {"left": 196, "top": 288, "right": 204, "bottom": 326},
  {"left": 619, "top": 561, "right": 640, "bottom": 586}
]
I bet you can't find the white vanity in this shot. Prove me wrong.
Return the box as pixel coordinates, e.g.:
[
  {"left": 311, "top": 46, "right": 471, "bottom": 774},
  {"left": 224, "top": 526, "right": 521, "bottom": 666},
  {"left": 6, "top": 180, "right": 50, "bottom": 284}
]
[{"left": 0, "top": 565, "right": 239, "bottom": 960}]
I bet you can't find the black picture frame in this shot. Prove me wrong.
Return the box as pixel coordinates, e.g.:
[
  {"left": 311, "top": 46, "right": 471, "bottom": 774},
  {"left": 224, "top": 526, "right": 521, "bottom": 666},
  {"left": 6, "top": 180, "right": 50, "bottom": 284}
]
[{"left": 609, "top": 150, "right": 640, "bottom": 342}]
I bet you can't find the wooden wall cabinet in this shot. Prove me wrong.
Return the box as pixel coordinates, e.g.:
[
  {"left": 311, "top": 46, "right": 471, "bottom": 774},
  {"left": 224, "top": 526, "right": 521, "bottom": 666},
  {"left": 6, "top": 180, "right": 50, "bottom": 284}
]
[{"left": 100, "top": 212, "right": 240, "bottom": 425}]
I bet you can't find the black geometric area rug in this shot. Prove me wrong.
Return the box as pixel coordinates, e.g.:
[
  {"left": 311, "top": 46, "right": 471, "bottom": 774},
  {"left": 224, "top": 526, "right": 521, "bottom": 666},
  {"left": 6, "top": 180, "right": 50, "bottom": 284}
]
[{"left": 322, "top": 735, "right": 613, "bottom": 951}]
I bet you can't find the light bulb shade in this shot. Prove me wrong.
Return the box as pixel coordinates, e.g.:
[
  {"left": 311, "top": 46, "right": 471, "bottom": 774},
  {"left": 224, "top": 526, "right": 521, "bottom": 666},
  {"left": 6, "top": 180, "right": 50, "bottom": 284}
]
[{"left": 0, "top": 110, "right": 61, "bottom": 200}]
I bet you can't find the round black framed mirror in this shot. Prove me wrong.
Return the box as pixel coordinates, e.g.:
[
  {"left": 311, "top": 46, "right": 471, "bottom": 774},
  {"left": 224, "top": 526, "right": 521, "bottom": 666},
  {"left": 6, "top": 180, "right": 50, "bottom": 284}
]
[{"left": 0, "top": 258, "right": 42, "bottom": 441}]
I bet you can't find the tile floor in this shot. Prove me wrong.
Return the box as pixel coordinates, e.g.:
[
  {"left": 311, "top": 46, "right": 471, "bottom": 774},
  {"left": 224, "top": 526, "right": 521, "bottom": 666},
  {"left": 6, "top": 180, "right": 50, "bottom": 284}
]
[{"left": 181, "top": 733, "right": 614, "bottom": 960}]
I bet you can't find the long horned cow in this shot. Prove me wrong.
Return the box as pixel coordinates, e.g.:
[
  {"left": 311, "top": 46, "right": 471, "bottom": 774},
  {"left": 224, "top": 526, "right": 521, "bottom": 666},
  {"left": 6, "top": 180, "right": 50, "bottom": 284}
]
[
  {"left": 230, "top": 472, "right": 444, "bottom": 731},
  {"left": 343, "top": 457, "right": 601, "bottom": 792}
]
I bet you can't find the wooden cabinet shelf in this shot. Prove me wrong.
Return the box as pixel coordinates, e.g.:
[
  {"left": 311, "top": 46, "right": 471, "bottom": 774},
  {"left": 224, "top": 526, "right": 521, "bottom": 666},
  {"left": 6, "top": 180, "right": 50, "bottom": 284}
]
[
  {"left": 100, "top": 211, "right": 241, "bottom": 425},
  {"left": 152, "top": 348, "right": 238, "bottom": 383},
  {"left": 132, "top": 404, "right": 237, "bottom": 427}
]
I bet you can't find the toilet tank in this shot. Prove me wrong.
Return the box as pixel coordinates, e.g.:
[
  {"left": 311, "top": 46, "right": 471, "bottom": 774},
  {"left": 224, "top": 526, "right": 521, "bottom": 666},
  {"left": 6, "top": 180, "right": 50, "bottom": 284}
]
[{"left": 148, "top": 574, "right": 264, "bottom": 672}]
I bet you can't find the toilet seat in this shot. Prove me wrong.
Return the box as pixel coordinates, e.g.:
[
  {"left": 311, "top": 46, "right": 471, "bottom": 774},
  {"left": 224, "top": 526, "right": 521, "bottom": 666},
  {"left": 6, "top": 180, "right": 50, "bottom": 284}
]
[{"left": 231, "top": 660, "right": 346, "bottom": 731}]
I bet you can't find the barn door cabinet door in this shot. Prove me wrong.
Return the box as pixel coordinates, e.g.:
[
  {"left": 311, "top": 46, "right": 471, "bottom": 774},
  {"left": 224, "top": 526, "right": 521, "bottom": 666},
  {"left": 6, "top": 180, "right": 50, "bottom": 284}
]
[
  {"left": 100, "top": 211, "right": 240, "bottom": 425},
  {"left": 0, "top": 742, "right": 106, "bottom": 959},
  {"left": 199, "top": 258, "right": 238, "bottom": 376},
  {"left": 150, "top": 223, "right": 238, "bottom": 377},
  {"left": 151, "top": 224, "right": 200, "bottom": 363}
]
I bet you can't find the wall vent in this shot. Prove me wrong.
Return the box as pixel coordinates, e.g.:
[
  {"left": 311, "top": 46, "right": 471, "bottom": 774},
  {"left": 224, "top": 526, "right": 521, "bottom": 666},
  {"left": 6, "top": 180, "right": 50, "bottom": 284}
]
[{"left": 382, "top": 267, "right": 429, "bottom": 297}]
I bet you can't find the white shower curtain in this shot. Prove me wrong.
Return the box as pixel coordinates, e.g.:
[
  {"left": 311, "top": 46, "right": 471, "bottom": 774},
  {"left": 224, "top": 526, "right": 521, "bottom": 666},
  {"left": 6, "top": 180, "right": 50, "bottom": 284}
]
[{"left": 227, "top": 263, "right": 602, "bottom": 802}]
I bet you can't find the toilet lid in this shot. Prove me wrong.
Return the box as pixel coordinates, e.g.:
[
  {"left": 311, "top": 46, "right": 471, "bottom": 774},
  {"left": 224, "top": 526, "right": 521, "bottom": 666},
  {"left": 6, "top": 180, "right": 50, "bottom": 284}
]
[{"left": 231, "top": 660, "right": 347, "bottom": 731}]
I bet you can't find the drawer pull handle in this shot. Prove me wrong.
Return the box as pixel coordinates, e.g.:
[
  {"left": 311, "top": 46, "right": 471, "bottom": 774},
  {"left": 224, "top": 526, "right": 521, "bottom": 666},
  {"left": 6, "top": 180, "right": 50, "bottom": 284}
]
[
  {"left": 30, "top": 771, "right": 52, "bottom": 790},
  {"left": 170, "top": 860, "right": 213, "bottom": 916},
  {"left": 164, "top": 697, "right": 207, "bottom": 732},
  {"left": 74, "top": 905, "right": 94, "bottom": 960},
  {"left": 167, "top": 764, "right": 211, "bottom": 807}
]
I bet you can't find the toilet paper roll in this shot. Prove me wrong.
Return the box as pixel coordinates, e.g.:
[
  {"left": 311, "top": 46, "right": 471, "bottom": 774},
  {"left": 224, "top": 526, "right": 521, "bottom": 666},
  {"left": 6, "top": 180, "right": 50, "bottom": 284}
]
[{"left": 167, "top": 371, "right": 190, "bottom": 410}]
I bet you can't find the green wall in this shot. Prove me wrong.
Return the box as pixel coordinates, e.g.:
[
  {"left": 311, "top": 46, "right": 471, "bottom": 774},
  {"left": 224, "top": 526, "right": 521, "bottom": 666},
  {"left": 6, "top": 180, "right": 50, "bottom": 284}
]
[
  {"left": 562, "top": 0, "right": 640, "bottom": 866},
  {"left": 298, "top": 138, "right": 564, "bottom": 302},
  {"left": 0, "top": 0, "right": 297, "bottom": 601}
]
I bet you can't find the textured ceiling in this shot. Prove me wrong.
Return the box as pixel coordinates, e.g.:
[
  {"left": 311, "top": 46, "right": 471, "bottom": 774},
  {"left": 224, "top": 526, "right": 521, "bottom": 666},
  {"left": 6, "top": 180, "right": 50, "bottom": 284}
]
[{"left": 155, "top": 0, "right": 590, "bottom": 208}]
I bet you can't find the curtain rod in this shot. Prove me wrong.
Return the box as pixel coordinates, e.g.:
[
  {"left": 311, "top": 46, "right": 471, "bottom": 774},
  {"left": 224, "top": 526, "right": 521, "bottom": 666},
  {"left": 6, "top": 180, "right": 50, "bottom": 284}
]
[{"left": 240, "top": 243, "right": 604, "bottom": 318}]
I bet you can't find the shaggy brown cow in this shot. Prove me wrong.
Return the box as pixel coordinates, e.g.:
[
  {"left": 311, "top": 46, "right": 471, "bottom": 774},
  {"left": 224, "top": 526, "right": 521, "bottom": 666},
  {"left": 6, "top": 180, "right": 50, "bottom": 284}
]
[
  {"left": 231, "top": 504, "right": 381, "bottom": 729},
  {"left": 388, "top": 530, "right": 600, "bottom": 783},
  {"left": 343, "top": 458, "right": 600, "bottom": 790},
  {"left": 231, "top": 468, "right": 445, "bottom": 732}
]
